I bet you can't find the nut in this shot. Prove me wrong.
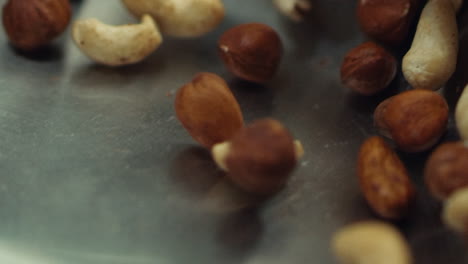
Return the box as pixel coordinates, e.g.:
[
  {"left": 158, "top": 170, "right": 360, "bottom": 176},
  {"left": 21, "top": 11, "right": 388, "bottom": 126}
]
[
  {"left": 357, "top": 136, "right": 415, "bottom": 219},
  {"left": 444, "top": 187, "right": 468, "bottom": 235},
  {"left": 72, "top": 15, "right": 163, "bottom": 66},
  {"left": 332, "top": 221, "right": 412, "bottom": 264},
  {"left": 341, "top": 42, "right": 397, "bottom": 96},
  {"left": 2, "top": 0, "right": 71, "bottom": 51},
  {"left": 273, "top": 0, "right": 312, "bottom": 22},
  {"left": 456, "top": 84, "right": 468, "bottom": 142},
  {"left": 424, "top": 142, "right": 468, "bottom": 200},
  {"left": 121, "top": 0, "right": 225, "bottom": 38},
  {"left": 175, "top": 72, "right": 244, "bottom": 149},
  {"left": 374, "top": 89, "right": 449, "bottom": 152},
  {"left": 211, "top": 118, "right": 300, "bottom": 195},
  {"left": 357, "top": 0, "right": 420, "bottom": 46},
  {"left": 218, "top": 23, "right": 283, "bottom": 84},
  {"left": 402, "top": 0, "right": 461, "bottom": 90}
]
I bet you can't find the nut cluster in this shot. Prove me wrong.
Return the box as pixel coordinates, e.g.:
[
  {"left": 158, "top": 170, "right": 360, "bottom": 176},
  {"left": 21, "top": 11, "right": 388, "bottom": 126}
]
[
  {"left": 175, "top": 73, "right": 303, "bottom": 195},
  {"left": 341, "top": 0, "right": 467, "bottom": 261}
]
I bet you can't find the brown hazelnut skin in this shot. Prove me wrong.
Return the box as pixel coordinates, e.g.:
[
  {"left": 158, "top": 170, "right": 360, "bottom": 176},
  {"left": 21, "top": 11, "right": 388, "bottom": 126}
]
[
  {"left": 357, "top": 136, "right": 415, "bottom": 219},
  {"left": 224, "top": 118, "right": 297, "bottom": 195},
  {"left": 374, "top": 89, "right": 449, "bottom": 153},
  {"left": 357, "top": 0, "right": 421, "bottom": 46},
  {"left": 218, "top": 23, "right": 283, "bottom": 84},
  {"left": 425, "top": 142, "right": 468, "bottom": 200},
  {"left": 175, "top": 72, "right": 244, "bottom": 149},
  {"left": 2, "top": 0, "right": 71, "bottom": 51},
  {"left": 341, "top": 42, "right": 397, "bottom": 95}
]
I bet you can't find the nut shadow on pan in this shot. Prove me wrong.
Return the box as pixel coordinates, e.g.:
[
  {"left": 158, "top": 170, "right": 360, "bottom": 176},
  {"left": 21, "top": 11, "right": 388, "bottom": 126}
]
[
  {"left": 169, "top": 146, "right": 267, "bottom": 213},
  {"left": 9, "top": 42, "right": 64, "bottom": 62},
  {"left": 69, "top": 53, "right": 167, "bottom": 91},
  {"left": 216, "top": 208, "right": 263, "bottom": 257}
]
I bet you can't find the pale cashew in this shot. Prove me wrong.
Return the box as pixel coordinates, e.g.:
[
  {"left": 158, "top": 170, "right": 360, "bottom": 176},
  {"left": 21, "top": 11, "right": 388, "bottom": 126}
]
[
  {"left": 332, "top": 221, "right": 412, "bottom": 264},
  {"left": 72, "top": 15, "right": 163, "bottom": 66},
  {"left": 402, "top": 0, "right": 462, "bottom": 90},
  {"left": 121, "top": 0, "right": 225, "bottom": 38},
  {"left": 273, "top": 0, "right": 312, "bottom": 22},
  {"left": 444, "top": 187, "right": 468, "bottom": 234},
  {"left": 456, "top": 84, "right": 468, "bottom": 143}
]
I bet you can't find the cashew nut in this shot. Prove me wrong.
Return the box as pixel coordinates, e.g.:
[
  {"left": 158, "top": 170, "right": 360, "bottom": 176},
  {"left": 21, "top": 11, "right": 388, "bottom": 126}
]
[
  {"left": 443, "top": 187, "right": 468, "bottom": 234},
  {"left": 121, "top": 0, "right": 225, "bottom": 38},
  {"left": 72, "top": 15, "right": 163, "bottom": 66},
  {"left": 273, "top": 0, "right": 312, "bottom": 22},
  {"left": 402, "top": 0, "right": 462, "bottom": 90},
  {"left": 456, "top": 84, "right": 468, "bottom": 143},
  {"left": 332, "top": 221, "right": 412, "bottom": 264}
]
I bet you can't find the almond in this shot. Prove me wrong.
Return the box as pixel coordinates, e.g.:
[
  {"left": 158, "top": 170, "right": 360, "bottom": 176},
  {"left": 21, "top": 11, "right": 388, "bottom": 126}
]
[{"left": 357, "top": 136, "right": 416, "bottom": 219}]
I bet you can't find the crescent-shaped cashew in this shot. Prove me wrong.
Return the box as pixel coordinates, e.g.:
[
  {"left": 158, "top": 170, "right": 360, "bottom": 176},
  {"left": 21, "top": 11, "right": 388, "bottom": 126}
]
[
  {"left": 121, "top": 0, "right": 225, "bottom": 38},
  {"left": 72, "top": 15, "right": 162, "bottom": 66},
  {"left": 402, "top": 0, "right": 462, "bottom": 90},
  {"left": 332, "top": 221, "right": 412, "bottom": 264},
  {"left": 456, "top": 84, "right": 468, "bottom": 144}
]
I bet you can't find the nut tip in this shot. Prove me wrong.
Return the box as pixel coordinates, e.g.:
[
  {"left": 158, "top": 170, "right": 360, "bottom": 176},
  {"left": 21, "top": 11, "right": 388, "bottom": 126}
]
[{"left": 212, "top": 141, "right": 231, "bottom": 171}]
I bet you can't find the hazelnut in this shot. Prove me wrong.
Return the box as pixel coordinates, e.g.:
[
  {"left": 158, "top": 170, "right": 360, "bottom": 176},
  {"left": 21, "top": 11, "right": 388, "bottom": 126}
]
[
  {"left": 2, "top": 0, "right": 71, "bottom": 51},
  {"left": 175, "top": 72, "right": 244, "bottom": 149},
  {"left": 212, "top": 118, "right": 299, "bottom": 195},
  {"left": 357, "top": 0, "right": 420, "bottom": 46},
  {"left": 357, "top": 136, "right": 415, "bottom": 219},
  {"left": 374, "top": 89, "right": 449, "bottom": 152},
  {"left": 424, "top": 142, "right": 468, "bottom": 200},
  {"left": 218, "top": 23, "right": 283, "bottom": 84},
  {"left": 341, "top": 42, "right": 397, "bottom": 96}
]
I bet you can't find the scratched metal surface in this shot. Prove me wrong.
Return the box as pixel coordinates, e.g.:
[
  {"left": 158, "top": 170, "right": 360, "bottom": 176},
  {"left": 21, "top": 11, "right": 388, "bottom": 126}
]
[{"left": 0, "top": 0, "right": 467, "bottom": 263}]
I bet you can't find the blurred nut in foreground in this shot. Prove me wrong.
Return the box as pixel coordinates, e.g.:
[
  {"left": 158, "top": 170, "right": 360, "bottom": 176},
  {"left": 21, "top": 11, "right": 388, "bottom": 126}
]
[
  {"left": 212, "top": 118, "right": 302, "bottom": 195},
  {"left": 357, "top": 136, "right": 415, "bottom": 219},
  {"left": 218, "top": 23, "right": 283, "bottom": 84},
  {"left": 2, "top": 0, "right": 71, "bottom": 51},
  {"left": 374, "top": 89, "right": 449, "bottom": 152},
  {"left": 444, "top": 187, "right": 468, "bottom": 235},
  {"left": 456, "top": 84, "right": 468, "bottom": 142},
  {"left": 425, "top": 142, "right": 468, "bottom": 200},
  {"left": 357, "top": 0, "right": 421, "bottom": 46},
  {"left": 332, "top": 221, "right": 412, "bottom": 264},
  {"left": 175, "top": 72, "right": 244, "bottom": 149},
  {"left": 341, "top": 42, "right": 397, "bottom": 96},
  {"left": 121, "top": 0, "right": 225, "bottom": 38},
  {"left": 72, "top": 15, "right": 163, "bottom": 66}
]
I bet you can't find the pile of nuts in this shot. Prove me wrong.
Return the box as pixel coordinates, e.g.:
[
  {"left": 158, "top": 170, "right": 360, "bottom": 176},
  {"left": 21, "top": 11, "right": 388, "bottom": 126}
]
[
  {"left": 335, "top": 0, "right": 468, "bottom": 263},
  {"left": 2, "top": 0, "right": 308, "bottom": 62},
  {"left": 3, "top": 0, "right": 468, "bottom": 263},
  {"left": 0, "top": 0, "right": 311, "bottom": 192}
]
